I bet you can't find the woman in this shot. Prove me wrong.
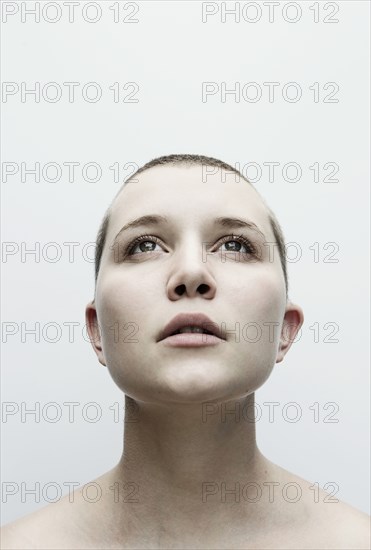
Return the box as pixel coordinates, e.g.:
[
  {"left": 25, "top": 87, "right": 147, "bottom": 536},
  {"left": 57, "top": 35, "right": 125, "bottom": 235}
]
[{"left": 2, "top": 154, "right": 370, "bottom": 549}]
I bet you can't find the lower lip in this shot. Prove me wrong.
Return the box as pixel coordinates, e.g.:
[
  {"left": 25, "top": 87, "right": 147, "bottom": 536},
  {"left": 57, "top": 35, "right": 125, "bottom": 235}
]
[{"left": 160, "top": 333, "right": 225, "bottom": 347}]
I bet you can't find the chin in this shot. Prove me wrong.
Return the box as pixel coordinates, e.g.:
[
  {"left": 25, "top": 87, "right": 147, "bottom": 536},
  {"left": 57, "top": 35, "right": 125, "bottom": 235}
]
[{"left": 149, "top": 371, "right": 257, "bottom": 405}]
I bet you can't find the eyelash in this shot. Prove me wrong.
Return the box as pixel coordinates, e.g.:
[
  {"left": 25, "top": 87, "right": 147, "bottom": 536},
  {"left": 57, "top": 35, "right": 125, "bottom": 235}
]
[{"left": 123, "top": 233, "right": 258, "bottom": 258}]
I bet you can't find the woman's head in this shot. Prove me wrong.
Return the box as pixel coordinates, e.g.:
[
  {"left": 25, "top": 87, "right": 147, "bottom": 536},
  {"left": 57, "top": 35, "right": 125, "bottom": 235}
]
[{"left": 86, "top": 154, "right": 303, "bottom": 405}]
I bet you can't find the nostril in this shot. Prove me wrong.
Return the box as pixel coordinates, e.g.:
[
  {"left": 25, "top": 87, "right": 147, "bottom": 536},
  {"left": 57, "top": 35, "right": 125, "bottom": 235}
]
[
  {"left": 198, "top": 284, "right": 209, "bottom": 294},
  {"left": 175, "top": 284, "right": 186, "bottom": 296}
]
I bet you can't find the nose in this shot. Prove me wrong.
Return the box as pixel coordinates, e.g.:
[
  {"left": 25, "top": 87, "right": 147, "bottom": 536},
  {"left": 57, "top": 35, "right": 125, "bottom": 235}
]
[{"left": 166, "top": 236, "right": 217, "bottom": 300}]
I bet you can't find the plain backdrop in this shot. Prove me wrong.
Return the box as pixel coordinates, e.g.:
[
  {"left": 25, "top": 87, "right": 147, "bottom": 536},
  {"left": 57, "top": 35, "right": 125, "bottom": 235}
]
[{"left": 1, "top": 0, "right": 370, "bottom": 524}]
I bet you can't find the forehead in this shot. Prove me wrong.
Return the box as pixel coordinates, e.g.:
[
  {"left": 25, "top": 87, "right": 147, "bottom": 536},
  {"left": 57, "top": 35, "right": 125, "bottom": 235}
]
[{"left": 109, "top": 164, "right": 272, "bottom": 239}]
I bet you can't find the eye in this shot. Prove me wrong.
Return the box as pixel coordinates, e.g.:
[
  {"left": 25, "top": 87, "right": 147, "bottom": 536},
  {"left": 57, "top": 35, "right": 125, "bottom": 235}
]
[
  {"left": 121, "top": 233, "right": 258, "bottom": 259},
  {"left": 216, "top": 234, "right": 257, "bottom": 257},
  {"left": 124, "top": 234, "right": 164, "bottom": 257}
]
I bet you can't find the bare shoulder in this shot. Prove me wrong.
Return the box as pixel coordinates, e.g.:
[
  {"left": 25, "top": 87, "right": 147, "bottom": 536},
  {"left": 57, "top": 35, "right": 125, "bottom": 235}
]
[
  {"left": 0, "top": 488, "right": 104, "bottom": 550},
  {"left": 1, "top": 507, "right": 55, "bottom": 550},
  {"left": 0, "top": 469, "right": 120, "bottom": 550},
  {"left": 1, "top": 517, "right": 34, "bottom": 550},
  {"left": 322, "top": 501, "right": 371, "bottom": 550},
  {"left": 1, "top": 502, "right": 76, "bottom": 550},
  {"left": 281, "top": 467, "right": 370, "bottom": 549},
  {"left": 317, "top": 496, "right": 371, "bottom": 549},
  {"left": 255, "top": 460, "right": 370, "bottom": 549}
]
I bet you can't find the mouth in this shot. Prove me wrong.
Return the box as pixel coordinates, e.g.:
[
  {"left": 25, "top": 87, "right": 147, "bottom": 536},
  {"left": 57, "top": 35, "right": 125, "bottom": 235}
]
[
  {"left": 171, "top": 327, "right": 216, "bottom": 336},
  {"left": 157, "top": 312, "right": 226, "bottom": 343}
]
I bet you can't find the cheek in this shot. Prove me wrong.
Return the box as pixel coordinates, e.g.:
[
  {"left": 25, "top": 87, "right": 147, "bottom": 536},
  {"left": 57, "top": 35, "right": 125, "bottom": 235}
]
[
  {"left": 234, "top": 271, "right": 285, "bottom": 352},
  {"left": 95, "top": 270, "right": 161, "bottom": 352},
  {"left": 233, "top": 263, "right": 285, "bottom": 313},
  {"left": 98, "top": 268, "right": 154, "bottom": 312}
]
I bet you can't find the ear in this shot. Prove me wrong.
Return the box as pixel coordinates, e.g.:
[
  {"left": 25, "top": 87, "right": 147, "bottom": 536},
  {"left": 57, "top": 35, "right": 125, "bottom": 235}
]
[
  {"left": 276, "top": 301, "right": 304, "bottom": 364},
  {"left": 85, "top": 300, "right": 106, "bottom": 367}
]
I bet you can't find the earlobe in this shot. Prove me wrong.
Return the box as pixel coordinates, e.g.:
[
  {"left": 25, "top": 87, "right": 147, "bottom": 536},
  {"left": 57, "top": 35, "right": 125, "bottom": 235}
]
[
  {"left": 85, "top": 301, "right": 107, "bottom": 367},
  {"left": 276, "top": 302, "right": 304, "bottom": 364}
]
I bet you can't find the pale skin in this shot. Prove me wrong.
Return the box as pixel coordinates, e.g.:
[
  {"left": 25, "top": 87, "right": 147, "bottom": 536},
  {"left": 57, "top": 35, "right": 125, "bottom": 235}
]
[{"left": 2, "top": 165, "right": 370, "bottom": 549}]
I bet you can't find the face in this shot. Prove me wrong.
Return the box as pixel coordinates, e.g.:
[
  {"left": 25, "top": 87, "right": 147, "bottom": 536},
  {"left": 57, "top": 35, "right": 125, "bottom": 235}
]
[{"left": 86, "top": 164, "right": 303, "bottom": 404}]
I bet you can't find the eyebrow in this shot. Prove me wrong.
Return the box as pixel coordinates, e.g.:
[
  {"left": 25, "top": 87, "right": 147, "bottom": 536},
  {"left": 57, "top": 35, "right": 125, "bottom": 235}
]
[{"left": 113, "top": 214, "right": 266, "bottom": 242}]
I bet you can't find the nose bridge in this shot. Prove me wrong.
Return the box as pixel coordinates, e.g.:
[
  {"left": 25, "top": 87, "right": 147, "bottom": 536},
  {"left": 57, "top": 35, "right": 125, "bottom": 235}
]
[
  {"left": 167, "top": 230, "right": 216, "bottom": 298},
  {"left": 176, "top": 230, "right": 207, "bottom": 266}
]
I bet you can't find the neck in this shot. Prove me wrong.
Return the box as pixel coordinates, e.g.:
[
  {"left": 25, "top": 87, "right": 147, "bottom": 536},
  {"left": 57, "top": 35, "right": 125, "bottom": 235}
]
[
  {"left": 101, "top": 393, "right": 283, "bottom": 545},
  {"left": 121, "top": 392, "right": 260, "bottom": 480}
]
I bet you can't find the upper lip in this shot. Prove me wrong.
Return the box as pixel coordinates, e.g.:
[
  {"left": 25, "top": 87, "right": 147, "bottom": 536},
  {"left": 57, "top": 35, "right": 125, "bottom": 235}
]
[{"left": 157, "top": 313, "right": 225, "bottom": 342}]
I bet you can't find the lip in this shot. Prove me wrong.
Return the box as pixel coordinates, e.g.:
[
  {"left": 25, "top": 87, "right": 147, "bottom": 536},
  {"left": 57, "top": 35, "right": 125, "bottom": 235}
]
[
  {"left": 157, "top": 312, "right": 226, "bottom": 343},
  {"left": 160, "top": 333, "right": 224, "bottom": 347}
]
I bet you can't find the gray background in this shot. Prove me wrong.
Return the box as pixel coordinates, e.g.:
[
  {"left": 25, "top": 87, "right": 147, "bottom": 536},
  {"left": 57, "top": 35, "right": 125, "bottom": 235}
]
[{"left": 1, "top": 0, "right": 370, "bottom": 524}]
